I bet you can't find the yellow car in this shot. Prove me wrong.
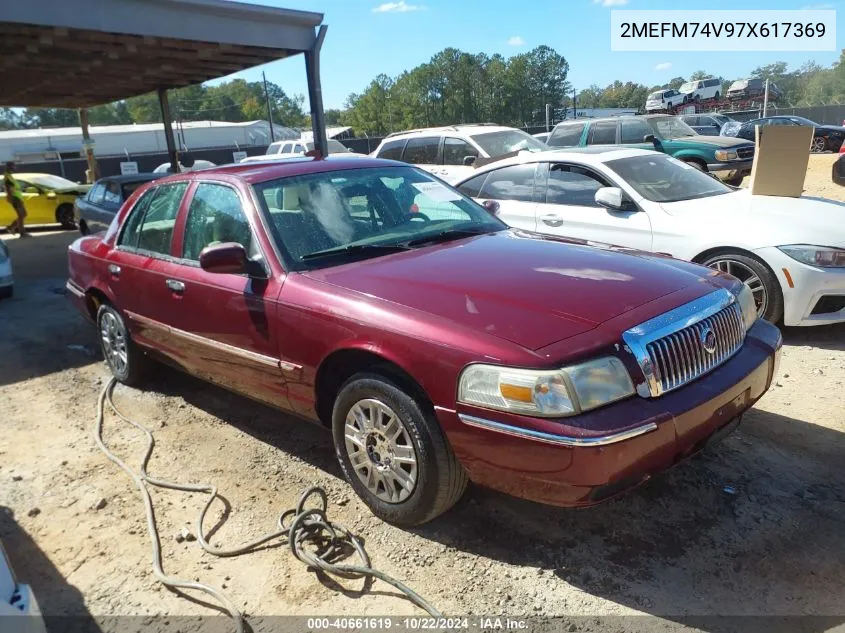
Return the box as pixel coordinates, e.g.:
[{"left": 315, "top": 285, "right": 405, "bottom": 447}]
[{"left": 1, "top": 173, "right": 90, "bottom": 230}]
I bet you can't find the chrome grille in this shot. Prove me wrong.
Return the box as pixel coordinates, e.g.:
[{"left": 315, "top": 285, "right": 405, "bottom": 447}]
[
  {"left": 737, "top": 146, "right": 755, "bottom": 160},
  {"left": 622, "top": 289, "right": 746, "bottom": 398},
  {"left": 646, "top": 303, "right": 744, "bottom": 394}
]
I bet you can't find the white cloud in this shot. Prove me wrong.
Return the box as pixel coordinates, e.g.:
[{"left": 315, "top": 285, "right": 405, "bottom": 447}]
[
  {"left": 801, "top": 3, "right": 835, "bottom": 9},
  {"left": 593, "top": 0, "right": 629, "bottom": 6},
  {"left": 654, "top": 62, "right": 672, "bottom": 71},
  {"left": 507, "top": 36, "right": 525, "bottom": 46},
  {"left": 372, "top": 1, "right": 424, "bottom": 12}
]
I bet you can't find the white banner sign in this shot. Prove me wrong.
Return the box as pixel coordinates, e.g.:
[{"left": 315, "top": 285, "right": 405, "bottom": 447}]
[
  {"left": 233, "top": 151, "right": 248, "bottom": 163},
  {"left": 119, "top": 161, "right": 139, "bottom": 175}
]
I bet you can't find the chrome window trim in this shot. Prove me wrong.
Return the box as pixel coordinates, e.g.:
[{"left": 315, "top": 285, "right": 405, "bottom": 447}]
[
  {"left": 458, "top": 413, "right": 657, "bottom": 447},
  {"left": 623, "top": 288, "right": 742, "bottom": 398}
]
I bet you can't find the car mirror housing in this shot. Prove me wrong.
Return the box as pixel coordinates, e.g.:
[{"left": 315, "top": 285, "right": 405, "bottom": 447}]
[
  {"left": 595, "top": 187, "right": 632, "bottom": 211},
  {"left": 199, "top": 242, "right": 252, "bottom": 275},
  {"left": 643, "top": 134, "right": 656, "bottom": 144},
  {"left": 463, "top": 155, "right": 476, "bottom": 166},
  {"left": 482, "top": 199, "right": 500, "bottom": 216}
]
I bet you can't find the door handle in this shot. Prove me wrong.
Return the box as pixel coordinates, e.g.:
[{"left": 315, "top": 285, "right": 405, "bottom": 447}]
[
  {"left": 540, "top": 214, "right": 564, "bottom": 227},
  {"left": 108, "top": 264, "right": 121, "bottom": 278},
  {"left": 165, "top": 279, "right": 185, "bottom": 294}
]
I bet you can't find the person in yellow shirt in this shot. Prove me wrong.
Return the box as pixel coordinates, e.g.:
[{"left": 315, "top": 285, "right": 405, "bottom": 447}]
[{"left": 4, "top": 161, "right": 30, "bottom": 238}]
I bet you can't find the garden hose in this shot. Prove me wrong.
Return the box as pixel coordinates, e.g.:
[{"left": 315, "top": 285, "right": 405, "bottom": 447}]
[{"left": 94, "top": 377, "right": 441, "bottom": 633}]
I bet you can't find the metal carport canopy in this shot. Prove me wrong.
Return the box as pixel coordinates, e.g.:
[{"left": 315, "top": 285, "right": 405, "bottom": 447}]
[{"left": 0, "top": 0, "right": 329, "bottom": 164}]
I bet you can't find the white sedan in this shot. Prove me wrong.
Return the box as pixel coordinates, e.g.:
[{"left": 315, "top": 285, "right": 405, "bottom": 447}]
[{"left": 453, "top": 148, "right": 845, "bottom": 326}]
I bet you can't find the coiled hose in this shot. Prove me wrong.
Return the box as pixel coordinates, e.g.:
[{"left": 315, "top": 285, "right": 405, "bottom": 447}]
[{"left": 94, "top": 377, "right": 441, "bottom": 633}]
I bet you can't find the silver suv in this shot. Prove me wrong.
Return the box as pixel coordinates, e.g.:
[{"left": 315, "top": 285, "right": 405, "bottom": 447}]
[{"left": 372, "top": 124, "right": 546, "bottom": 183}]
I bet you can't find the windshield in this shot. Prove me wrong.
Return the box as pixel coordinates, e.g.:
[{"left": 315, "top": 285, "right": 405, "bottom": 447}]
[
  {"left": 648, "top": 91, "right": 664, "bottom": 100},
  {"left": 24, "top": 174, "right": 80, "bottom": 190},
  {"left": 679, "top": 82, "right": 695, "bottom": 93},
  {"left": 649, "top": 116, "right": 697, "bottom": 139},
  {"left": 469, "top": 130, "right": 546, "bottom": 156},
  {"left": 787, "top": 116, "right": 818, "bottom": 126},
  {"left": 254, "top": 166, "right": 505, "bottom": 269},
  {"left": 605, "top": 154, "right": 733, "bottom": 203}
]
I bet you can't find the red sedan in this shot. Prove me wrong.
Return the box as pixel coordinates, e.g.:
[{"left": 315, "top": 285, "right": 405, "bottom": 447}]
[{"left": 66, "top": 156, "right": 782, "bottom": 525}]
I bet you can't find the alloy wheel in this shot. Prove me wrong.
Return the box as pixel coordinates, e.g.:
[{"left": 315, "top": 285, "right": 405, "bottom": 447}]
[
  {"left": 100, "top": 311, "right": 128, "bottom": 375},
  {"left": 343, "top": 398, "right": 418, "bottom": 503},
  {"left": 811, "top": 137, "right": 827, "bottom": 153},
  {"left": 707, "top": 258, "right": 768, "bottom": 317}
]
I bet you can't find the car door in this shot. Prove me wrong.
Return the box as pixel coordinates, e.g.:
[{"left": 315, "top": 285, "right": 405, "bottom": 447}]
[
  {"left": 586, "top": 120, "right": 619, "bottom": 146},
  {"left": 80, "top": 182, "right": 110, "bottom": 232},
  {"left": 109, "top": 182, "right": 191, "bottom": 355},
  {"left": 619, "top": 118, "right": 654, "bottom": 150},
  {"left": 532, "top": 161, "right": 653, "bottom": 250},
  {"left": 11, "top": 179, "right": 53, "bottom": 225},
  {"left": 462, "top": 163, "right": 539, "bottom": 231},
  {"left": 161, "top": 181, "right": 290, "bottom": 410},
  {"left": 439, "top": 137, "right": 479, "bottom": 183},
  {"left": 401, "top": 136, "right": 442, "bottom": 177}
]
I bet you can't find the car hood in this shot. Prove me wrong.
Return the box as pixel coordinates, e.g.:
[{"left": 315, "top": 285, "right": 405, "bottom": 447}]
[
  {"left": 817, "top": 125, "right": 845, "bottom": 134},
  {"left": 667, "top": 135, "right": 752, "bottom": 148},
  {"left": 302, "top": 231, "right": 720, "bottom": 350},
  {"left": 660, "top": 189, "right": 845, "bottom": 248}
]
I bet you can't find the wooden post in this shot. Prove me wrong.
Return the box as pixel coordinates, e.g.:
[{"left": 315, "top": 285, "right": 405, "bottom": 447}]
[{"left": 78, "top": 108, "right": 98, "bottom": 183}]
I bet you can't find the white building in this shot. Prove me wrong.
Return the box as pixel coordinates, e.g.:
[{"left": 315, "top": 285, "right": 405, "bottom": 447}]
[{"left": 0, "top": 120, "right": 299, "bottom": 162}]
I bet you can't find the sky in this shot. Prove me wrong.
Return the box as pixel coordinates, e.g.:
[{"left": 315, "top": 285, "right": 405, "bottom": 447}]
[{"left": 226, "top": 0, "right": 845, "bottom": 109}]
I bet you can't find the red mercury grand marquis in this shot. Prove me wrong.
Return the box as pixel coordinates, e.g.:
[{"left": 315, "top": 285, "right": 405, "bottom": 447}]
[{"left": 67, "top": 156, "right": 782, "bottom": 526}]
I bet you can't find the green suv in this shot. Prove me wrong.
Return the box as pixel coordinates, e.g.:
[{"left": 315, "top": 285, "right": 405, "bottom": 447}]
[{"left": 546, "top": 114, "right": 755, "bottom": 186}]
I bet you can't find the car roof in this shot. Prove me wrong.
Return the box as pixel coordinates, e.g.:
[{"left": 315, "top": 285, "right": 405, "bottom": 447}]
[
  {"left": 452, "top": 147, "right": 658, "bottom": 183},
  {"left": 382, "top": 124, "right": 519, "bottom": 141},
  {"left": 149, "top": 155, "right": 404, "bottom": 186},
  {"left": 555, "top": 114, "right": 670, "bottom": 128}
]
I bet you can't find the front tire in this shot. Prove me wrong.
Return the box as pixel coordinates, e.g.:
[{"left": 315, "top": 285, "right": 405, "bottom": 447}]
[
  {"left": 811, "top": 136, "right": 827, "bottom": 153},
  {"left": 96, "top": 304, "right": 148, "bottom": 385},
  {"left": 56, "top": 204, "right": 76, "bottom": 229},
  {"left": 702, "top": 252, "right": 783, "bottom": 323},
  {"left": 332, "top": 373, "right": 467, "bottom": 526},
  {"left": 682, "top": 158, "right": 706, "bottom": 171}
]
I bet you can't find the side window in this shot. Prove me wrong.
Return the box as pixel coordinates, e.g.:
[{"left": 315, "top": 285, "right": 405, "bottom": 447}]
[
  {"left": 443, "top": 137, "right": 479, "bottom": 166},
  {"left": 377, "top": 138, "right": 406, "bottom": 160},
  {"left": 117, "top": 188, "right": 157, "bottom": 248},
  {"left": 294, "top": 144, "right": 305, "bottom": 153},
  {"left": 135, "top": 183, "right": 188, "bottom": 255},
  {"left": 402, "top": 137, "right": 440, "bottom": 164},
  {"left": 456, "top": 173, "right": 488, "bottom": 198},
  {"left": 87, "top": 183, "right": 106, "bottom": 204},
  {"left": 182, "top": 183, "right": 253, "bottom": 262},
  {"left": 267, "top": 142, "right": 282, "bottom": 154},
  {"left": 103, "top": 181, "right": 121, "bottom": 206},
  {"left": 479, "top": 164, "right": 536, "bottom": 202},
  {"left": 281, "top": 143, "right": 293, "bottom": 154},
  {"left": 587, "top": 121, "right": 618, "bottom": 145},
  {"left": 620, "top": 119, "right": 652, "bottom": 144},
  {"left": 547, "top": 123, "right": 585, "bottom": 147},
  {"left": 546, "top": 165, "right": 609, "bottom": 207}
]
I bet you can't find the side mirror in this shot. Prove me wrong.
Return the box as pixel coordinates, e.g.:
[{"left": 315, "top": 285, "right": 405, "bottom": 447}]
[
  {"left": 463, "top": 155, "right": 476, "bottom": 166},
  {"left": 47, "top": 191, "right": 56, "bottom": 199},
  {"left": 595, "top": 187, "right": 632, "bottom": 211},
  {"left": 199, "top": 242, "right": 256, "bottom": 275},
  {"left": 643, "top": 134, "right": 656, "bottom": 144},
  {"left": 23, "top": 186, "right": 40, "bottom": 194},
  {"left": 482, "top": 199, "right": 500, "bottom": 216}
]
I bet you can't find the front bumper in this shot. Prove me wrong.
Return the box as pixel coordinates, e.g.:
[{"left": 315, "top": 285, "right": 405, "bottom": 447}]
[
  {"left": 756, "top": 246, "right": 845, "bottom": 326},
  {"left": 438, "top": 320, "right": 782, "bottom": 508},
  {"left": 707, "top": 158, "right": 754, "bottom": 174}
]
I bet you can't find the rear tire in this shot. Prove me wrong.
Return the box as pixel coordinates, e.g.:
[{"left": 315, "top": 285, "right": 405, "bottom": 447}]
[
  {"left": 96, "top": 303, "right": 149, "bottom": 386},
  {"left": 722, "top": 174, "right": 745, "bottom": 187},
  {"left": 0, "top": 285, "right": 12, "bottom": 300},
  {"left": 332, "top": 372, "right": 467, "bottom": 526},
  {"left": 56, "top": 204, "right": 75, "bottom": 229},
  {"left": 79, "top": 220, "right": 90, "bottom": 236},
  {"left": 701, "top": 251, "right": 783, "bottom": 324},
  {"left": 715, "top": 91, "right": 721, "bottom": 100},
  {"left": 811, "top": 136, "right": 827, "bottom": 153}
]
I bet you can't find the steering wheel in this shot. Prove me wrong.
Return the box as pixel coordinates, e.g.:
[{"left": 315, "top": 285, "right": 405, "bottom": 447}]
[{"left": 407, "top": 211, "right": 431, "bottom": 223}]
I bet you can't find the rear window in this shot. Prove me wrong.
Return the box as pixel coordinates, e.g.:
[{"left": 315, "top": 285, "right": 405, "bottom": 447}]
[
  {"left": 586, "top": 121, "right": 617, "bottom": 145},
  {"left": 377, "top": 139, "right": 406, "bottom": 160},
  {"left": 547, "top": 123, "right": 585, "bottom": 147},
  {"left": 402, "top": 137, "right": 440, "bottom": 164}
]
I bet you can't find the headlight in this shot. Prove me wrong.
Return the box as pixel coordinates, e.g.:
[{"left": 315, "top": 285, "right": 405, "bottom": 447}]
[
  {"left": 733, "top": 283, "right": 758, "bottom": 332},
  {"left": 779, "top": 245, "right": 845, "bottom": 268},
  {"left": 715, "top": 150, "right": 738, "bottom": 161},
  {"left": 458, "top": 357, "right": 634, "bottom": 418}
]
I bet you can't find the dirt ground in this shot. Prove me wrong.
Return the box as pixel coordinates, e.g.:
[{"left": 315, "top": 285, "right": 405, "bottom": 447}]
[{"left": 1, "top": 156, "right": 844, "bottom": 631}]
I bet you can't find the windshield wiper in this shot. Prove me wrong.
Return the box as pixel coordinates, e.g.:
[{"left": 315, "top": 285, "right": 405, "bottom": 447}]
[
  {"left": 402, "top": 228, "right": 492, "bottom": 248},
  {"left": 300, "top": 243, "right": 411, "bottom": 261}
]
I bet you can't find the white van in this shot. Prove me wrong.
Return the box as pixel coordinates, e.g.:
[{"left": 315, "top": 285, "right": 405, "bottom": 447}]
[
  {"left": 679, "top": 78, "right": 723, "bottom": 102},
  {"left": 644, "top": 89, "right": 686, "bottom": 112}
]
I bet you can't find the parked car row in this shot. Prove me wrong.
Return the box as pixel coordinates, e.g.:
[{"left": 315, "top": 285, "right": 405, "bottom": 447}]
[{"left": 66, "top": 154, "right": 784, "bottom": 526}]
